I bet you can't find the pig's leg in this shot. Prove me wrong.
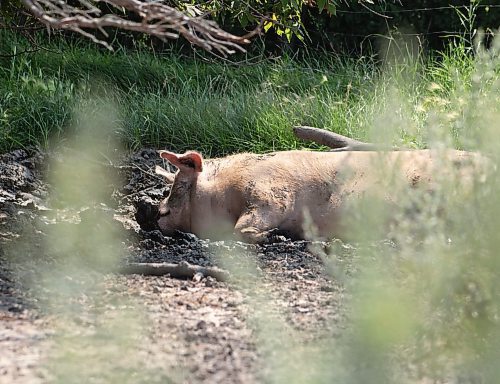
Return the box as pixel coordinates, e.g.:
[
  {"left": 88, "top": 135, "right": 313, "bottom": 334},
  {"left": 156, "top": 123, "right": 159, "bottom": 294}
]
[{"left": 234, "top": 209, "right": 281, "bottom": 243}]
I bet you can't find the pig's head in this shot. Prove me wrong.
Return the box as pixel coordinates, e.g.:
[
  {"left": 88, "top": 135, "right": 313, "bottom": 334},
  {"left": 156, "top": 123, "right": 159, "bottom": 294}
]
[{"left": 155, "top": 151, "right": 203, "bottom": 236}]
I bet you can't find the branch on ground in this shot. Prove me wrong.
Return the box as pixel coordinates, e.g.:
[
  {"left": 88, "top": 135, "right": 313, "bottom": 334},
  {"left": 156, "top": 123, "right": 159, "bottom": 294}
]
[
  {"left": 20, "top": 0, "right": 260, "bottom": 56},
  {"left": 120, "top": 261, "right": 230, "bottom": 281},
  {"left": 293, "top": 125, "right": 395, "bottom": 151}
]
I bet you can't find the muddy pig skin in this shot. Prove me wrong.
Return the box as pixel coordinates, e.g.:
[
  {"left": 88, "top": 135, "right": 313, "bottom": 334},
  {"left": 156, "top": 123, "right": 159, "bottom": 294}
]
[{"left": 155, "top": 149, "right": 485, "bottom": 243}]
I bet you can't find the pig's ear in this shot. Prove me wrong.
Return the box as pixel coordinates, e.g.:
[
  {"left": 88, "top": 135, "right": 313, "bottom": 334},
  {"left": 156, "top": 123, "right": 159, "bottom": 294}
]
[
  {"left": 155, "top": 165, "right": 176, "bottom": 184},
  {"left": 158, "top": 151, "right": 203, "bottom": 173}
]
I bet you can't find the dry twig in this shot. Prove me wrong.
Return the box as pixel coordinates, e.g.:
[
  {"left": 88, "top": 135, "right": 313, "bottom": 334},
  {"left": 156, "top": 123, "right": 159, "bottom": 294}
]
[
  {"left": 20, "top": 0, "right": 260, "bottom": 55},
  {"left": 120, "top": 261, "right": 230, "bottom": 281},
  {"left": 293, "top": 125, "right": 396, "bottom": 151}
]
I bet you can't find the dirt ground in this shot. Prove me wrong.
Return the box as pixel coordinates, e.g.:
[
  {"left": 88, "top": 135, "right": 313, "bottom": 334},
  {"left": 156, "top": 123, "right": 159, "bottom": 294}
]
[{"left": 0, "top": 148, "right": 354, "bottom": 383}]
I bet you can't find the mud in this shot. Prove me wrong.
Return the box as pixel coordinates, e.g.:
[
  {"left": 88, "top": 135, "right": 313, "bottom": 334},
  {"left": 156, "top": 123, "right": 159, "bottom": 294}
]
[
  {"left": 1, "top": 147, "right": 473, "bottom": 383},
  {"left": 0, "top": 147, "right": 356, "bottom": 383}
]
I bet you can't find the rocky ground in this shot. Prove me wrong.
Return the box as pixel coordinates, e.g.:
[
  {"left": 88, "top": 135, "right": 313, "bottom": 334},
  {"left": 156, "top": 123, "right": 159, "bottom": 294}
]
[{"left": 0, "top": 148, "right": 355, "bottom": 383}]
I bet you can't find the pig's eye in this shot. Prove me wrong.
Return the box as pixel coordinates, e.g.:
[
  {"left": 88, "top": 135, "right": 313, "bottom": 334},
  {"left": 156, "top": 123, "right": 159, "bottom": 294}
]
[{"left": 159, "top": 208, "right": 171, "bottom": 217}]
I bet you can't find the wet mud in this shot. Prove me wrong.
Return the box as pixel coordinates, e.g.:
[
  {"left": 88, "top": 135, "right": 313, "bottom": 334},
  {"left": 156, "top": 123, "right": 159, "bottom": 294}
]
[{"left": 0, "top": 148, "right": 350, "bottom": 383}]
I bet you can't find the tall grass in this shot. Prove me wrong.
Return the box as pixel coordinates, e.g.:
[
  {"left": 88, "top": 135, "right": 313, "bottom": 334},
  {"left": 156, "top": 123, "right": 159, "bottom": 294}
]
[{"left": 0, "top": 30, "right": 481, "bottom": 156}]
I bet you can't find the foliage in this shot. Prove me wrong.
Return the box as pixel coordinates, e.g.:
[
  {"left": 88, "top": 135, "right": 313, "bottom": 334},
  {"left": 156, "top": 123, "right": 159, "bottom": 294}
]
[
  {"left": 0, "top": 0, "right": 23, "bottom": 22},
  {"left": 2, "top": 1, "right": 497, "bottom": 55},
  {"left": 0, "top": 0, "right": 341, "bottom": 47},
  {"left": 304, "top": 0, "right": 499, "bottom": 54},
  {"left": 172, "top": 0, "right": 340, "bottom": 42}
]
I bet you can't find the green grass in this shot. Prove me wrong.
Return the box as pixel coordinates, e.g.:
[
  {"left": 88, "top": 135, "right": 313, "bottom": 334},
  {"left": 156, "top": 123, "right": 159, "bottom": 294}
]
[{"left": 1, "top": 30, "right": 488, "bottom": 156}]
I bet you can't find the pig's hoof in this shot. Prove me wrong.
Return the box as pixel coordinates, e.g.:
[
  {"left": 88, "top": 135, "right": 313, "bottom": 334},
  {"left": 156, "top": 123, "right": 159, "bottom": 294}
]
[
  {"left": 173, "top": 230, "right": 199, "bottom": 242},
  {"left": 238, "top": 227, "right": 268, "bottom": 244},
  {"left": 268, "top": 234, "right": 289, "bottom": 244},
  {"left": 238, "top": 227, "right": 285, "bottom": 244}
]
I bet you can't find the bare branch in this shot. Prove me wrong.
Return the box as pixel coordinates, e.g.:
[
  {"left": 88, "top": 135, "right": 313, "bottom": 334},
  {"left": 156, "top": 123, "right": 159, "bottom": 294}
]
[
  {"left": 20, "top": 0, "right": 260, "bottom": 55},
  {"left": 120, "top": 261, "right": 230, "bottom": 281},
  {"left": 293, "top": 126, "right": 394, "bottom": 151}
]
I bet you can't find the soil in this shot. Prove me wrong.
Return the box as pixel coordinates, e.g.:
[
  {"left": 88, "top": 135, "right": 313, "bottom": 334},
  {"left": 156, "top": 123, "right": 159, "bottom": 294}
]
[{"left": 0, "top": 147, "right": 357, "bottom": 383}]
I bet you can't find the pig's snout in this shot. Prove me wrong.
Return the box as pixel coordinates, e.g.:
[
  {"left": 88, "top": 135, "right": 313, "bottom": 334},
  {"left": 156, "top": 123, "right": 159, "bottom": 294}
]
[{"left": 134, "top": 199, "right": 161, "bottom": 231}]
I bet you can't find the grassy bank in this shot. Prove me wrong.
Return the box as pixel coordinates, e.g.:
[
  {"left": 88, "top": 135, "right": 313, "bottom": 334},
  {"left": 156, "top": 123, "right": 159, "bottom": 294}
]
[{"left": 0, "top": 30, "right": 487, "bottom": 156}]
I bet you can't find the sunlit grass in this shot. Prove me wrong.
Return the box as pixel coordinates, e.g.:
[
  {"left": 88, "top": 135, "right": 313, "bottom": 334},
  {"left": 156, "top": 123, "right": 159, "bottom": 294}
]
[{"left": 0, "top": 30, "right": 486, "bottom": 156}]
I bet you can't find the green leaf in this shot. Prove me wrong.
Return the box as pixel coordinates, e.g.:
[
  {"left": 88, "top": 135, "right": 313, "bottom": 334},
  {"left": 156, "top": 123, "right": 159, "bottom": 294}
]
[
  {"left": 264, "top": 21, "right": 273, "bottom": 32},
  {"left": 326, "top": 3, "right": 336, "bottom": 15},
  {"left": 317, "top": 0, "right": 327, "bottom": 13},
  {"left": 285, "top": 28, "right": 292, "bottom": 42},
  {"left": 239, "top": 13, "right": 248, "bottom": 28}
]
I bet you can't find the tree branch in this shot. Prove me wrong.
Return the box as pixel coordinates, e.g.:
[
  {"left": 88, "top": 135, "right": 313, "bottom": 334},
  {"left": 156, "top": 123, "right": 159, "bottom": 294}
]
[
  {"left": 20, "top": 0, "right": 260, "bottom": 55},
  {"left": 293, "top": 125, "right": 394, "bottom": 151},
  {"left": 119, "top": 261, "right": 230, "bottom": 281}
]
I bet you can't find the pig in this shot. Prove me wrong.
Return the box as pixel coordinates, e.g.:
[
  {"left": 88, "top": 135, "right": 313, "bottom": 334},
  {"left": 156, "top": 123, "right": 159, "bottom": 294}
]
[{"left": 155, "top": 143, "right": 485, "bottom": 243}]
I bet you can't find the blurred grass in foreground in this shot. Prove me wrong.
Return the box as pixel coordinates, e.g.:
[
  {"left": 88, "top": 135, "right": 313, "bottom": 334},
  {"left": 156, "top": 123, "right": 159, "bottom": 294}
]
[
  {"left": 215, "top": 33, "right": 500, "bottom": 384},
  {"left": 20, "top": 101, "right": 178, "bottom": 383}
]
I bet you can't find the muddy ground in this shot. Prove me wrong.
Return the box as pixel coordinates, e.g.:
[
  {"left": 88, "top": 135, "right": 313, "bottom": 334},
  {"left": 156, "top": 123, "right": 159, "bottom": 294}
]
[
  {"left": 4, "top": 147, "right": 482, "bottom": 384},
  {"left": 0, "top": 148, "right": 359, "bottom": 384}
]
